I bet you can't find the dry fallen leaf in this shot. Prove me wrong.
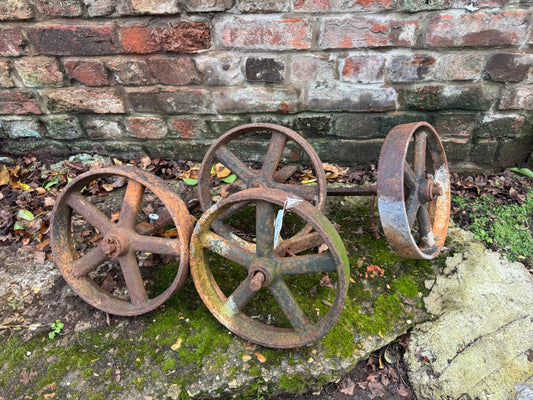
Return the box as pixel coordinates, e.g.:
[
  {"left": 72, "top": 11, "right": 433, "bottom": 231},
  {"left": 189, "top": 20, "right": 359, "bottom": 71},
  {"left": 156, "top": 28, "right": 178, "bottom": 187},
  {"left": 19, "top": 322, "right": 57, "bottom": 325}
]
[
  {"left": 0, "top": 166, "right": 10, "bottom": 186},
  {"left": 242, "top": 354, "right": 252, "bottom": 362},
  {"left": 213, "top": 163, "right": 232, "bottom": 178},
  {"left": 254, "top": 352, "right": 266, "bottom": 363},
  {"left": 171, "top": 338, "right": 183, "bottom": 351}
]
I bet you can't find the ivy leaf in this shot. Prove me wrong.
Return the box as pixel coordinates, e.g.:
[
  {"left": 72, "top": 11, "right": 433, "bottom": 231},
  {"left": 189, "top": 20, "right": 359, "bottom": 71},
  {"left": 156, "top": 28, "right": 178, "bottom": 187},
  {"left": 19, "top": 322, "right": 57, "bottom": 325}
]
[
  {"left": 509, "top": 167, "right": 533, "bottom": 179},
  {"left": 183, "top": 178, "right": 198, "bottom": 186},
  {"left": 16, "top": 209, "right": 35, "bottom": 221},
  {"left": 221, "top": 174, "right": 237, "bottom": 184},
  {"left": 44, "top": 173, "right": 61, "bottom": 189}
]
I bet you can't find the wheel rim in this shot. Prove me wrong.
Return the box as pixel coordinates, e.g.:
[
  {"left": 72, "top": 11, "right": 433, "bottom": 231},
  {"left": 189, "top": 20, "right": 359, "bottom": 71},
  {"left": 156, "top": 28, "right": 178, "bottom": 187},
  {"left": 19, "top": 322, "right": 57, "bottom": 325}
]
[
  {"left": 50, "top": 166, "right": 194, "bottom": 315},
  {"left": 198, "top": 123, "right": 326, "bottom": 236},
  {"left": 377, "top": 122, "right": 450, "bottom": 259},
  {"left": 190, "top": 188, "right": 349, "bottom": 348}
]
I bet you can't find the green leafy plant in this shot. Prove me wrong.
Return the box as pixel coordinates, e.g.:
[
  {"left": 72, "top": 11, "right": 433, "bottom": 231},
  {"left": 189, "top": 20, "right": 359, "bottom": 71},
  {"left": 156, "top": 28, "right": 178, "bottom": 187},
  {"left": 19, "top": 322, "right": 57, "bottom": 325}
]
[
  {"left": 48, "top": 320, "right": 64, "bottom": 339},
  {"left": 509, "top": 167, "right": 533, "bottom": 179},
  {"left": 182, "top": 178, "right": 198, "bottom": 186}
]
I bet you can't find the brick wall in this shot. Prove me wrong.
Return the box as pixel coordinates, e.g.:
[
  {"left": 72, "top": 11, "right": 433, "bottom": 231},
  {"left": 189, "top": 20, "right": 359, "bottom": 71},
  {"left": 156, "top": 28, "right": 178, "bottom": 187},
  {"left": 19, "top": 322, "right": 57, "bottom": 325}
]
[{"left": 0, "top": 0, "right": 532, "bottom": 169}]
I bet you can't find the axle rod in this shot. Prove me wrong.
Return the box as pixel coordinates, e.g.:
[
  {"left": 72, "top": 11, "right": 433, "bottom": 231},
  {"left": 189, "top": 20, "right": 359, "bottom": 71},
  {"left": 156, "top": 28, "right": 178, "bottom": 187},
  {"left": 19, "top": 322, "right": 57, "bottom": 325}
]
[{"left": 326, "top": 185, "right": 377, "bottom": 197}]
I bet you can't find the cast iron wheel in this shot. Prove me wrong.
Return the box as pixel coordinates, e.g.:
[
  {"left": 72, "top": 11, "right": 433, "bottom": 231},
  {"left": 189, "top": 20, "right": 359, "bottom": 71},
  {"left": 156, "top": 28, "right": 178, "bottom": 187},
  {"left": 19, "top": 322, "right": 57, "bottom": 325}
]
[
  {"left": 190, "top": 188, "right": 349, "bottom": 348},
  {"left": 51, "top": 166, "right": 194, "bottom": 316},
  {"left": 198, "top": 123, "right": 327, "bottom": 236},
  {"left": 377, "top": 122, "right": 450, "bottom": 259}
]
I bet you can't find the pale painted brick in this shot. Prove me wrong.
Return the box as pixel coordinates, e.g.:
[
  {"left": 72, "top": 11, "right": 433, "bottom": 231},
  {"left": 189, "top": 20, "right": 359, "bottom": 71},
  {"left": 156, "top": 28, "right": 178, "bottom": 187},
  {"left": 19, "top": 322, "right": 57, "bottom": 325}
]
[
  {"left": 435, "top": 53, "right": 485, "bottom": 81},
  {"left": 131, "top": 0, "right": 180, "bottom": 14},
  {"left": 213, "top": 86, "right": 300, "bottom": 113},
  {"left": 291, "top": 55, "right": 336, "bottom": 82},
  {"left": 307, "top": 82, "right": 396, "bottom": 111},
  {"left": 499, "top": 86, "right": 533, "bottom": 111},
  {"left": 14, "top": 57, "right": 64, "bottom": 87},
  {"left": 41, "top": 87, "right": 125, "bottom": 113},
  {"left": 195, "top": 53, "right": 245, "bottom": 86},
  {"left": 182, "top": 0, "right": 233, "bottom": 11},
  {"left": 85, "top": 118, "right": 127, "bottom": 139},
  {"left": 0, "top": 62, "right": 13, "bottom": 88},
  {"left": 340, "top": 55, "right": 386, "bottom": 83}
]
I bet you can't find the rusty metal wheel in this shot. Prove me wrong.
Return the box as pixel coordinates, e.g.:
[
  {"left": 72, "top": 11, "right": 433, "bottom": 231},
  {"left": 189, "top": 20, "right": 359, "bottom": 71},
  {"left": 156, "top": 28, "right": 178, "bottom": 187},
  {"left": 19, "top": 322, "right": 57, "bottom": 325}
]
[
  {"left": 198, "top": 122, "right": 327, "bottom": 214},
  {"left": 190, "top": 188, "right": 349, "bottom": 348},
  {"left": 377, "top": 122, "right": 450, "bottom": 259},
  {"left": 51, "top": 166, "right": 194, "bottom": 316}
]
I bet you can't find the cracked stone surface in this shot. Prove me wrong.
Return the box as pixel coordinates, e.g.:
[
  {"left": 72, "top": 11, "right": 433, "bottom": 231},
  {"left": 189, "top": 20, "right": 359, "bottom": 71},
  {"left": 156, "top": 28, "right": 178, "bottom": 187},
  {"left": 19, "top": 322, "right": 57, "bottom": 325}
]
[{"left": 406, "top": 228, "right": 533, "bottom": 400}]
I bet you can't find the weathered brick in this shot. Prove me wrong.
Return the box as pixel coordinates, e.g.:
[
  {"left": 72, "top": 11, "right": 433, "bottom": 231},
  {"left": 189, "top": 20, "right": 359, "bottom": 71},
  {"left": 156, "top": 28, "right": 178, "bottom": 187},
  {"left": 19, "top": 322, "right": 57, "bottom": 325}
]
[
  {"left": 245, "top": 58, "right": 285, "bottom": 83},
  {"left": 435, "top": 53, "right": 485, "bottom": 81},
  {"left": 291, "top": 55, "right": 336, "bottom": 82},
  {"left": 217, "top": 16, "right": 312, "bottom": 50},
  {"left": 310, "top": 138, "right": 383, "bottom": 167},
  {"left": 0, "top": 91, "right": 41, "bottom": 114},
  {"left": 238, "top": 0, "right": 287, "bottom": 12},
  {"left": 474, "top": 114, "right": 527, "bottom": 140},
  {"left": 126, "top": 88, "right": 161, "bottom": 112},
  {"left": 378, "top": 112, "right": 431, "bottom": 137},
  {"left": 122, "top": 22, "right": 211, "bottom": 54},
  {"left": 131, "top": 0, "right": 180, "bottom": 14},
  {"left": 213, "top": 87, "right": 300, "bottom": 114},
  {"left": 341, "top": 55, "right": 385, "bottom": 83},
  {"left": 291, "top": 115, "right": 332, "bottom": 138},
  {"left": 41, "top": 87, "right": 125, "bottom": 113},
  {"left": 0, "top": 28, "right": 25, "bottom": 56},
  {"left": 424, "top": 12, "right": 529, "bottom": 47},
  {"left": 64, "top": 59, "right": 109, "bottom": 86},
  {"left": 292, "top": 0, "right": 398, "bottom": 12},
  {"left": 159, "top": 87, "right": 214, "bottom": 114},
  {"left": 14, "top": 57, "right": 64, "bottom": 87},
  {"left": 82, "top": 0, "right": 118, "bottom": 16},
  {"left": 399, "top": 84, "right": 497, "bottom": 111},
  {"left": 1, "top": 118, "right": 43, "bottom": 138},
  {"left": 387, "top": 55, "right": 436, "bottom": 83},
  {"left": 27, "top": 25, "right": 121, "bottom": 56},
  {"left": 107, "top": 59, "right": 155, "bottom": 85},
  {"left": 206, "top": 116, "right": 252, "bottom": 137},
  {"left": 0, "top": 62, "right": 13, "bottom": 88},
  {"left": 499, "top": 85, "right": 533, "bottom": 111},
  {"left": 126, "top": 116, "right": 168, "bottom": 139},
  {"left": 34, "top": 0, "right": 83, "bottom": 17},
  {"left": 0, "top": 0, "right": 33, "bottom": 20},
  {"left": 43, "top": 115, "right": 85, "bottom": 139},
  {"left": 182, "top": 0, "right": 233, "bottom": 12},
  {"left": 486, "top": 52, "right": 532, "bottom": 83},
  {"left": 402, "top": 0, "right": 450, "bottom": 12},
  {"left": 170, "top": 117, "right": 206, "bottom": 138},
  {"left": 85, "top": 118, "right": 127, "bottom": 139},
  {"left": 195, "top": 53, "right": 245, "bottom": 86},
  {"left": 498, "top": 135, "right": 533, "bottom": 167},
  {"left": 335, "top": 114, "right": 381, "bottom": 139},
  {"left": 307, "top": 83, "right": 396, "bottom": 112},
  {"left": 431, "top": 113, "right": 477, "bottom": 139},
  {"left": 441, "top": 138, "right": 471, "bottom": 164},
  {"left": 470, "top": 139, "right": 498, "bottom": 166},
  {"left": 148, "top": 56, "right": 201, "bottom": 86},
  {"left": 320, "top": 16, "right": 418, "bottom": 49}
]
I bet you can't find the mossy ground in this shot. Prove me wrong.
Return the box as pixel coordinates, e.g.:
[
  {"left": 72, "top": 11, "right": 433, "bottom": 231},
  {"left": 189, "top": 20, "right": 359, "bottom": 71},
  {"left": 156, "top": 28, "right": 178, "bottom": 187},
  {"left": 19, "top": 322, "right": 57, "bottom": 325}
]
[
  {"left": 451, "top": 189, "right": 533, "bottom": 264},
  {"left": 0, "top": 196, "right": 444, "bottom": 399}
]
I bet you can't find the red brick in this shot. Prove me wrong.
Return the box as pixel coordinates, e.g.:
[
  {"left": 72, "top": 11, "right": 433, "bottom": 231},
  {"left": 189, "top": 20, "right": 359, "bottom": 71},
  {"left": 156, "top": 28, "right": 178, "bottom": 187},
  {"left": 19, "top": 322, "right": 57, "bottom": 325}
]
[
  {"left": 131, "top": 0, "right": 179, "bottom": 14},
  {"left": 0, "top": 0, "right": 33, "bottom": 20},
  {"left": 34, "top": 0, "right": 83, "bottom": 17},
  {"left": 485, "top": 53, "right": 532, "bottom": 83},
  {"left": 425, "top": 12, "right": 529, "bottom": 47},
  {"left": 26, "top": 25, "right": 121, "bottom": 56},
  {"left": 292, "top": 0, "right": 397, "bottom": 12},
  {"left": 41, "top": 87, "right": 125, "bottom": 113},
  {"left": 0, "top": 91, "right": 41, "bottom": 114},
  {"left": 387, "top": 55, "right": 436, "bottom": 83},
  {"left": 341, "top": 55, "right": 385, "bottom": 83},
  {"left": 499, "top": 86, "right": 533, "bottom": 111},
  {"left": 217, "top": 16, "right": 312, "bottom": 50},
  {"left": 436, "top": 53, "right": 485, "bottom": 81},
  {"left": 64, "top": 59, "right": 109, "bottom": 86},
  {"left": 170, "top": 118, "right": 203, "bottom": 138},
  {"left": 121, "top": 25, "right": 161, "bottom": 54},
  {"left": 148, "top": 56, "right": 201, "bottom": 85},
  {"left": 122, "top": 22, "right": 211, "bottom": 54},
  {"left": 14, "top": 57, "right": 64, "bottom": 87},
  {"left": 320, "top": 16, "right": 418, "bottom": 49},
  {"left": 126, "top": 117, "right": 168, "bottom": 139},
  {"left": 0, "top": 28, "right": 25, "bottom": 56},
  {"left": 0, "top": 61, "right": 13, "bottom": 88}
]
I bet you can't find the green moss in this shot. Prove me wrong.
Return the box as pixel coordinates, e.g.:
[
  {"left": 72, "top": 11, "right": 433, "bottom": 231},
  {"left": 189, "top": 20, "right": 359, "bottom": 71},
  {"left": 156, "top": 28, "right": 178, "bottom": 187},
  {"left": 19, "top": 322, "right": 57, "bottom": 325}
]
[
  {"left": 81, "top": 368, "right": 94, "bottom": 379},
  {"left": 162, "top": 358, "right": 176, "bottom": 372},
  {"left": 249, "top": 365, "right": 261, "bottom": 377},
  {"left": 279, "top": 373, "right": 306, "bottom": 394},
  {"left": 103, "top": 368, "right": 113, "bottom": 379},
  {"left": 392, "top": 276, "right": 419, "bottom": 298}
]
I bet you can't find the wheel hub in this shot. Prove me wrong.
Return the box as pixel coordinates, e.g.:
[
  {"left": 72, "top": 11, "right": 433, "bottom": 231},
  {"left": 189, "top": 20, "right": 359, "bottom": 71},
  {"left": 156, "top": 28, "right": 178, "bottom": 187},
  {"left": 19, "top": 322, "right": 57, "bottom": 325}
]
[
  {"left": 102, "top": 229, "right": 130, "bottom": 258},
  {"left": 248, "top": 259, "right": 273, "bottom": 289}
]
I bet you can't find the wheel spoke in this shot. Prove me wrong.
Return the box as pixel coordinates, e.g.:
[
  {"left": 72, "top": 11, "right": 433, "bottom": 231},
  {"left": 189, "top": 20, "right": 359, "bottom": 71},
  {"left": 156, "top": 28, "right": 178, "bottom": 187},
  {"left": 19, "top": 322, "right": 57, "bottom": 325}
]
[
  {"left": 118, "top": 252, "right": 148, "bottom": 306},
  {"left": 66, "top": 191, "right": 114, "bottom": 235},
  {"left": 413, "top": 130, "right": 427, "bottom": 179},
  {"left": 131, "top": 234, "right": 181, "bottom": 257},
  {"left": 272, "top": 183, "right": 317, "bottom": 202},
  {"left": 269, "top": 279, "right": 309, "bottom": 332},
  {"left": 118, "top": 179, "right": 145, "bottom": 229},
  {"left": 404, "top": 161, "right": 416, "bottom": 189},
  {"left": 275, "top": 231, "right": 324, "bottom": 256},
  {"left": 215, "top": 145, "right": 255, "bottom": 184},
  {"left": 405, "top": 194, "right": 420, "bottom": 228},
  {"left": 226, "top": 277, "right": 257, "bottom": 312},
  {"left": 262, "top": 132, "right": 288, "bottom": 178},
  {"left": 71, "top": 245, "right": 108, "bottom": 278},
  {"left": 201, "top": 230, "right": 255, "bottom": 269},
  {"left": 273, "top": 165, "right": 298, "bottom": 183},
  {"left": 276, "top": 253, "right": 336, "bottom": 276},
  {"left": 256, "top": 201, "right": 275, "bottom": 258},
  {"left": 417, "top": 204, "right": 435, "bottom": 246}
]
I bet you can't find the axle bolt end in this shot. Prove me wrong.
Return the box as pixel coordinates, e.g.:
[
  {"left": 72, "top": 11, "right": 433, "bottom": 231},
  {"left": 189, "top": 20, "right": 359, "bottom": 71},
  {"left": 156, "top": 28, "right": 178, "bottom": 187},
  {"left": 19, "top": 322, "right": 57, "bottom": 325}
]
[{"left": 250, "top": 272, "right": 266, "bottom": 291}]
